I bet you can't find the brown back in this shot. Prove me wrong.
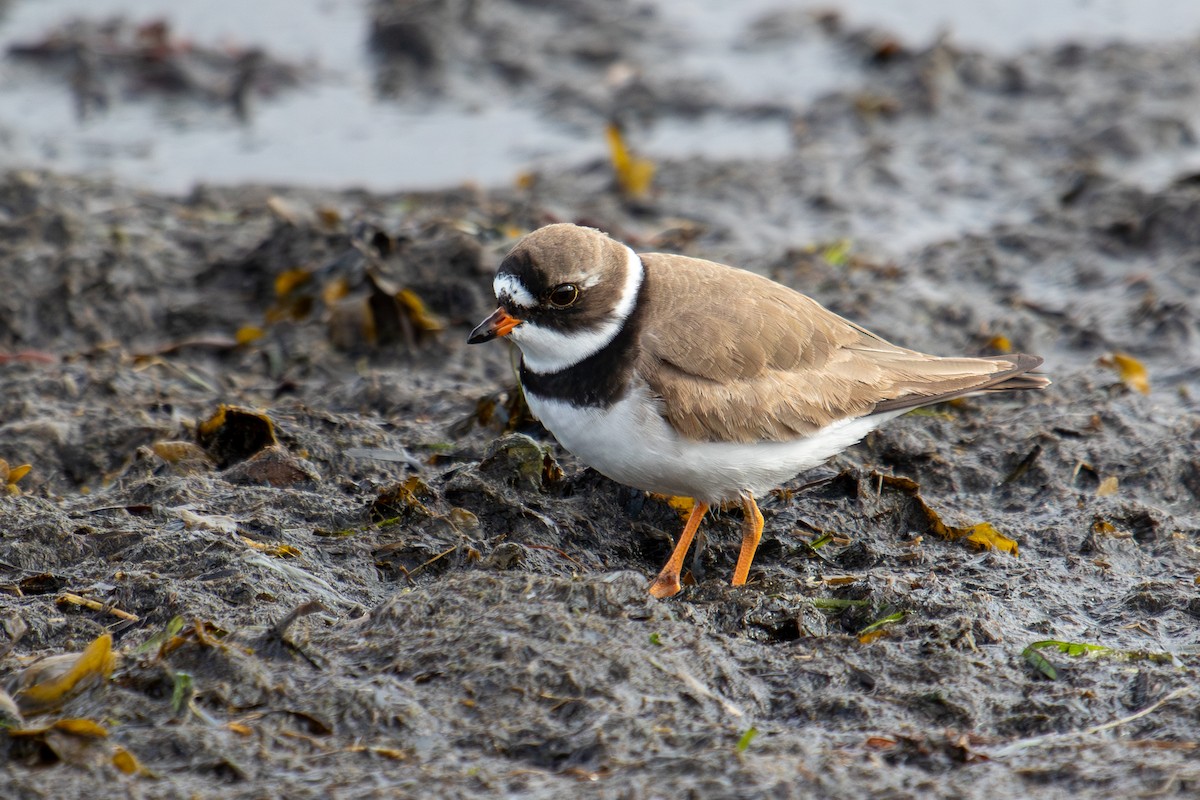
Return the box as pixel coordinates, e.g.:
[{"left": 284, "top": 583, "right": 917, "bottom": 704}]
[{"left": 635, "top": 253, "right": 1047, "bottom": 443}]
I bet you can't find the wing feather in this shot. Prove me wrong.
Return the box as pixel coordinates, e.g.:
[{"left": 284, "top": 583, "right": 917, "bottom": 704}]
[{"left": 635, "top": 253, "right": 1046, "bottom": 443}]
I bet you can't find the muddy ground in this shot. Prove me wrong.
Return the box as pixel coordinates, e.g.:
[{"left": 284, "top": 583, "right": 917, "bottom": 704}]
[{"left": 1, "top": 6, "right": 1199, "bottom": 799}]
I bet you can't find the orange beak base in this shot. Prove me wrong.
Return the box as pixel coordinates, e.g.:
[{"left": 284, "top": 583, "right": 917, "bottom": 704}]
[{"left": 468, "top": 307, "right": 523, "bottom": 344}]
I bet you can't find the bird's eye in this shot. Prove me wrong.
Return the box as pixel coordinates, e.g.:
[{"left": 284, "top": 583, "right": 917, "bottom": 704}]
[{"left": 548, "top": 283, "right": 580, "bottom": 308}]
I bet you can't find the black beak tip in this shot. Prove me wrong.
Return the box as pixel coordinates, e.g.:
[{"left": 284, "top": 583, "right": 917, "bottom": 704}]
[{"left": 467, "top": 328, "right": 494, "bottom": 345}]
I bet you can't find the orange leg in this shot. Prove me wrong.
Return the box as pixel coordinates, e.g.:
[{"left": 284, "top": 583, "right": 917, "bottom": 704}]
[
  {"left": 731, "top": 494, "right": 764, "bottom": 586},
  {"left": 649, "top": 501, "right": 709, "bottom": 598}
]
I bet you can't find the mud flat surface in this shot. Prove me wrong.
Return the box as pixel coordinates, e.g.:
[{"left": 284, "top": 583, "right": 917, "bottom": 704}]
[{"left": 1, "top": 6, "right": 1199, "bottom": 799}]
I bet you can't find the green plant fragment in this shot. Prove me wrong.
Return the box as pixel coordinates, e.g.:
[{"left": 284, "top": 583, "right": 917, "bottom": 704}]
[{"left": 736, "top": 727, "right": 759, "bottom": 753}]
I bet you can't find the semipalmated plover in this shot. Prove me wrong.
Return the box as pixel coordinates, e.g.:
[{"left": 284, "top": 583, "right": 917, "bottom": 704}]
[{"left": 469, "top": 224, "right": 1049, "bottom": 598}]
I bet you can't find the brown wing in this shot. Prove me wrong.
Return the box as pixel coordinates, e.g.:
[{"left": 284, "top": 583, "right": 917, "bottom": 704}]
[{"left": 635, "top": 253, "right": 1048, "bottom": 443}]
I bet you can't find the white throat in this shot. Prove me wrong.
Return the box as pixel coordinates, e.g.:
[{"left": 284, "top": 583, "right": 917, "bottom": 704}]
[{"left": 507, "top": 246, "right": 644, "bottom": 374}]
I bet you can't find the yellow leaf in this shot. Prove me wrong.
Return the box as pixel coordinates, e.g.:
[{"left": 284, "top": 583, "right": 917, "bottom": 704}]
[
  {"left": 316, "top": 207, "right": 343, "bottom": 228},
  {"left": 986, "top": 335, "right": 1012, "bottom": 353},
  {"left": 322, "top": 275, "right": 351, "bottom": 305},
  {"left": 8, "top": 718, "right": 109, "bottom": 738},
  {"left": 605, "top": 123, "right": 655, "bottom": 198},
  {"left": 963, "top": 522, "right": 1019, "bottom": 556},
  {"left": 1110, "top": 352, "right": 1150, "bottom": 394},
  {"left": 346, "top": 744, "right": 409, "bottom": 760},
  {"left": 877, "top": 473, "right": 1019, "bottom": 557},
  {"left": 112, "top": 746, "right": 144, "bottom": 775},
  {"left": 52, "top": 718, "right": 109, "bottom": 738},
  {"left": 1, "top": 459, "right": 31, "bottom": 495},
  {"left": 1096, "top": 476, "right": 1119, "bottom": 497},
  {"left": 396, "top": 289, "right": 445, "bottom": 333},
  {"left": 235, "top": 325, "right": 265, "bottom": 345},
  {"left": 821, "top": 239, "right": 852, "bottom": 267},
  {"left": 666, "top": 495, "right": 695, "bottom": 518},
  {"left": 274, "top": 268, "right": 312, "bottom": 298},
  {"left": 238, "top": 536, "right": 301, "bottom": 558},
  {"left": 858, "top": 629, "right": 888, "bottom": 644},
  {"left": 18, "top": 633, "right": 115, "bottom": 713},
  {"left": 227, "top": 722, "right": 253, "bottom": 736},
  {"left": 151, "top": 441, "right": 210, "bottom": 465}
]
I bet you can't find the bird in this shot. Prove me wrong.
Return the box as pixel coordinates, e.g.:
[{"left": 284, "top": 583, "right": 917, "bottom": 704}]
[{"left": 468, "top": 223, "right": 1049, "bottom": 598}]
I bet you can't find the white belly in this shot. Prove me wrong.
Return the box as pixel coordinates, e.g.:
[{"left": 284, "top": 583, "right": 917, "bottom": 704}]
[{"left": 525, "top": 383, "right": 897, "bottom": 504}]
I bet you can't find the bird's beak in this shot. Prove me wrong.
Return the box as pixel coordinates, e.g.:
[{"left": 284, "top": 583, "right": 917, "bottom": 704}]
[{"left": 468, "top": 306, "right": 523, "bottom": 344}]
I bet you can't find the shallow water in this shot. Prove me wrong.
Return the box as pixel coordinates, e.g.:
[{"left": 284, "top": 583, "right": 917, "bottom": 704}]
[{"left": 2, "top": 0, "right": 1200, "bottom": 194}]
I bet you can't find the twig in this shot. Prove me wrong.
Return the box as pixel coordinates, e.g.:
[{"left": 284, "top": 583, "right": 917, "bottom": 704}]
[
  {"left": 989, "top": 687, "right": 1194, "bottom": 757},
  {"left": 647, "top": 656, "right": 744, "bottom": 718},
  {"left": 57, "top": 592, "right": 140, "bottom": 622}
]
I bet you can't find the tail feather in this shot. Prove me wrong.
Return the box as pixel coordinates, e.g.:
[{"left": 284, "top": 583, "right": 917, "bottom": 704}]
[{"left": 870, "top": 353, "right": 1049, "bottom": 416}]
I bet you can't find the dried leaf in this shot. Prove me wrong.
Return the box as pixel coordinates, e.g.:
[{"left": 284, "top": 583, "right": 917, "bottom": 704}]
[
  {"left": 1, "top": 459, "right": 32, "bottom": 495},
  {"left": 371, "top": 476, "right": 434, "bottom": 521},
  {"left": 16, "top": 633, "right": 116, "bottom": 714},
  {"left": 658, "top": 495, "right": 695, "bottom": 520},
  {"left": 1108, "top": 352, "right": 1151, "bottom": 394},
  {"left": 235, "top": 325, "right": 265, "bottom": 345},
  {"left": 1091, "top": 519, "right": 1128, "bottom": 538},
  {"left": 986, "top": 334, "right": 1013, "bottom": 353},
  {"left": 605, "top": 122, "right": 655, "bottom": 198},
  {"left": 878, "top": 473, "right": 1019, "bottom": 556},
  {"left": 396, "top": 288, "right": 445, "bottom": 334},
  {"left": 151, "top": 441, "right": 211, "bottom": 465},
  {"left": 316, "top": 207, "right": 343, "bottom": 228},
  {"left": 112, "top": 746, "right": 146, "bottom": 775},
  {"left": 962, "top": 522, "right": 1019, "bottom": 556},
  {"left": 321, "top": 275, "right": 351, "bottom": 306},
  {"left": 274, "top": 268, "right": 313, "bottom": 298},
  {"left": 345, "top": 744, "right": 409, "bottom": 760},
  {"left": 239, "top": 536, "right": 301, "bottom": 558},
  {"left": 1096, "top": 476, "right": 1119, "bottom": 497},
  {"left": 51, "top": 718, "right": 109, "bottom": 738},
  {"left": 9, "top": 717, "right": 109, "bottom": 739}
]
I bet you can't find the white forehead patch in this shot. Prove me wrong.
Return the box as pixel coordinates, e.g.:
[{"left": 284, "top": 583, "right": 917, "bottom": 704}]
[
  {"left": 511, "top": 245, "right": 645, "bottom": 374},
  {"left": 494, "top": 273, "right": 536, "bottom": 308}
]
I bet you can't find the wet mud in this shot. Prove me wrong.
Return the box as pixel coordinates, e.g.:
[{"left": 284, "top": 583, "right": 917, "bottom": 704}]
[{"left": 1, "top": 8, "right": 1198, "bottom": 799}]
